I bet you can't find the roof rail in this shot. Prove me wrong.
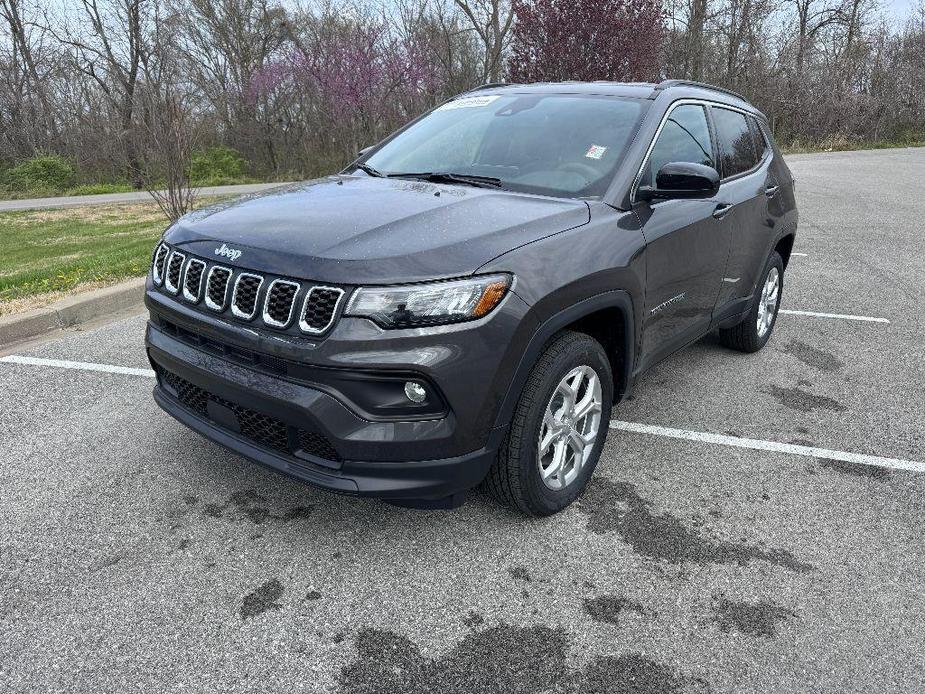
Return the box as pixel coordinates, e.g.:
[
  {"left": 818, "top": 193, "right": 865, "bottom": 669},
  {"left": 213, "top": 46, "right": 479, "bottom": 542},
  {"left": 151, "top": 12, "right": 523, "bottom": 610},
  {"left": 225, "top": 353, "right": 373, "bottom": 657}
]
[
  {"left": 650, "top": 79, "right": 748, "bottom": 102},
  {"left": 468, "top": 82, "right": 518, "bottom": 92}
]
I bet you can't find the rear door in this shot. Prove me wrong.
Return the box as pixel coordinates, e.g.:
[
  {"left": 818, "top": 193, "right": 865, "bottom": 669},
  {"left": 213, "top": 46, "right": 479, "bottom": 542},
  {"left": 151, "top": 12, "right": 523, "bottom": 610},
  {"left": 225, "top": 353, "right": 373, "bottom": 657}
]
[
  {"left": 635, "top": 102, "right": 732, "bottom": 368},
  {"left": 709, "top": 106, "right": 777, "bottom": 317}
]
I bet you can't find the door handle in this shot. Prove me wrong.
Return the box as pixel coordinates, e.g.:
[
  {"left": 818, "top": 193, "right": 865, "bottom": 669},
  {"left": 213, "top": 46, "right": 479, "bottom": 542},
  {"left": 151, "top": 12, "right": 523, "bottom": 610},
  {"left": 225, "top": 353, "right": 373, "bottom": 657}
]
[
  {"left": 765, "top": 185, "right": 779, "bottom": 198},
  {"left": 712, "top": 203, "right": 732, "bottom": 220}
]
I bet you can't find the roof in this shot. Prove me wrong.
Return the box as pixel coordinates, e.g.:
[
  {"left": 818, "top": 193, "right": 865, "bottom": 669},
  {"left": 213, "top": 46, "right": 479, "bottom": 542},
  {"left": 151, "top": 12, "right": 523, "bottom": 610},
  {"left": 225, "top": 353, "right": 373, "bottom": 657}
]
[{"left": 467, "top": 79, "right": 759, "bottom": 114}]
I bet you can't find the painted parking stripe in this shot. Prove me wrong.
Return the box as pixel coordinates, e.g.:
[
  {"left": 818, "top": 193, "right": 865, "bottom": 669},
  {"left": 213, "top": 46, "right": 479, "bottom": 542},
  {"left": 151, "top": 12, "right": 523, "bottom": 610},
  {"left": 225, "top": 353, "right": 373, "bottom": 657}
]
[
  {"left": 610, "top": 420, "right": 924, "bottom": 474},
  {"left": 791, "top": 252, "right": 808, "bottom": 257},
  {"left": 779, "top": 309, "right": 890, "bottom": 324},
  {"left": 0, "top": 355, "right": 155, "bottom": 377},
  {"left": 4, "top": 355, "right": 919, "bottom": 474}
]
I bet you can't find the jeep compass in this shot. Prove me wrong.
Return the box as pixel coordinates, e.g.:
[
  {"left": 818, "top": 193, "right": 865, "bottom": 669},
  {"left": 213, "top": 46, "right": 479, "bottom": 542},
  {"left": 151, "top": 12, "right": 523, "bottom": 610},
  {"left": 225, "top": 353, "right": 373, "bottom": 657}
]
[{"left": 145, "top": 80, "right": 797, "bottom": 515}]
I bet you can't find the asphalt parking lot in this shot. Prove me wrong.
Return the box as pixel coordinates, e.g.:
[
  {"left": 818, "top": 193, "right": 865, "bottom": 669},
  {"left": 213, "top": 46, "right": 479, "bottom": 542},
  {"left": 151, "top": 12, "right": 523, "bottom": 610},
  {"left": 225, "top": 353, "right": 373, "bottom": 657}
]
[{"left": 1, "top": 148, "right": 923, "bottom": 693}]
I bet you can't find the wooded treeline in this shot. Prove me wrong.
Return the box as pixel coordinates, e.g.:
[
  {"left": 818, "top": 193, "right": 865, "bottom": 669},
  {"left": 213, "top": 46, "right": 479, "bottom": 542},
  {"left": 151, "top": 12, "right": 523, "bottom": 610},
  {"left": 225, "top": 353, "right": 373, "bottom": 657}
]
[{"left": 2, "top": 0, "right": 924, "bottom": 188}]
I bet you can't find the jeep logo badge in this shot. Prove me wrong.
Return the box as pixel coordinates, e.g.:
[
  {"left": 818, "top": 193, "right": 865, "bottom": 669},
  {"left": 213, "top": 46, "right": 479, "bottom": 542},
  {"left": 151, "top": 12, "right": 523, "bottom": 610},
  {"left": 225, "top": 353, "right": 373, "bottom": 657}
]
[{"left": 214, "top": 243, "right": 242, "bottom": 262}]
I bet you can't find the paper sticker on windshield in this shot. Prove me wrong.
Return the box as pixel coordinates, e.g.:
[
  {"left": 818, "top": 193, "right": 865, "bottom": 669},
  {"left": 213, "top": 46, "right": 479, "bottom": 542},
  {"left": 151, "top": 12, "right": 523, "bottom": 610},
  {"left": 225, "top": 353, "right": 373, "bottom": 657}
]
[
  {"left": 585, "top": 145, "right": 608, "bottom": 160},
  {"left": 438, "top": 95, "right": 501, "bottom": 111}
]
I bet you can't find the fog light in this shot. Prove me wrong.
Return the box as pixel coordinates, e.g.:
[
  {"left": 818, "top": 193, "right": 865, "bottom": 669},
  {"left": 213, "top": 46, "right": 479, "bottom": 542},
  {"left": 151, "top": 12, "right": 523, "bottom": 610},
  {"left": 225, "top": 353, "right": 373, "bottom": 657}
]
[{"left": 404, "top": 381, "right": 427, "bottom": 403}]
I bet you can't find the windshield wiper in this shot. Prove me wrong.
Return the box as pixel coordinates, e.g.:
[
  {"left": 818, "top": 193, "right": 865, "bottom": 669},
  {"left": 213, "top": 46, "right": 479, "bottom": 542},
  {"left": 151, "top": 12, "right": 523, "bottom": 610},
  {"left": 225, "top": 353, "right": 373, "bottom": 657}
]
[
  {"left": 354, "top": 162, "right": 384, "bottom": 178},
  {"left": 386, "top": 171, "right": 504, "bottom": 189}
]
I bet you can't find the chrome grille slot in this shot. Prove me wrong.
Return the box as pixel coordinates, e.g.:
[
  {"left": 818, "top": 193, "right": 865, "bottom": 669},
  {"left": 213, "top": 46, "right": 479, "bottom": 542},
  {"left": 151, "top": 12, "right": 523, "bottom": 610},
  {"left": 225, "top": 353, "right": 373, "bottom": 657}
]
[
  {"left": 152, "top": 243, "right": 169, "bottom": 286},
  {"left": 182, "top": 259, "right": 206, "bottom": 303},
  {"left": 263, "top": 279, "right": 300, "bottom": 328},
  {"left": 231, "top": 273, "right": 263, "bottom": 320},
  {"left": 299, "top": 286, "right": 344, "bottom": 334},
  {"left": 155, "top": 253, "right": 344, "bottom": 336},
  {"left": 164, "top": 251, "right": 185, "bottom": 294},
  {"left": 205, "top": 266, "right": 231, "bottom": 311}
]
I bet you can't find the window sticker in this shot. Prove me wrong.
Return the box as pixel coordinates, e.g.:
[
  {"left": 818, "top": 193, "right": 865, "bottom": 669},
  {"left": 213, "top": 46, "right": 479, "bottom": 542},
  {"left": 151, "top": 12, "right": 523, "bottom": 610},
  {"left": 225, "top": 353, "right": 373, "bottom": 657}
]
[
  {"left": 585, "top": 145, "right": 608, "bottom": 160},
  {"left": 438, "top": 95, "right": 501, "bottom": 111}
]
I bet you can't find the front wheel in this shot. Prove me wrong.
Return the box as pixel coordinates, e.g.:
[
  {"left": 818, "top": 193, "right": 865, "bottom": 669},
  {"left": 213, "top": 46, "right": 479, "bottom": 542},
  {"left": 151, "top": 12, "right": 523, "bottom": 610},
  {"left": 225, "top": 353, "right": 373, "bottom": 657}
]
[
  {"left": 484, "top": 331, "right": 613, "bottom": 516},
  {"left": 719, "top": 251, "right": 784, "bottom": 353}
]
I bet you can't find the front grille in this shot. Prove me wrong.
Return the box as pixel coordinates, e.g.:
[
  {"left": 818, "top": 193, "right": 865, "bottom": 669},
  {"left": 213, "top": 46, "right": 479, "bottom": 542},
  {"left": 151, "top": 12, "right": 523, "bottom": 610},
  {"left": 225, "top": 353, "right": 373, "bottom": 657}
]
[
  {"left": 300, "top": 287, "right": 344, "bottom": 333},
  {"left": 183, "top": 259, "right": 206, "bottom": 303},
  {"left": 153, "top": 248, "right": 346, "bottom": 335},
  {"left": 152, "top": 244, "right": 169, "bottom": 285},
  {"left": 205, "top": 266, "right": 231, "bottom": 311},
  {"left": 232, "top": 273, "right": 263, "bottom": 320},
  {"left": 157, "top": 365, "right": 340, "bottom": 462},
  {"left": 263, "top": 280, "right": 300, "bottom": 327},
  {"left": 164, "top": 252, "right": 185, "bottom": 294}
]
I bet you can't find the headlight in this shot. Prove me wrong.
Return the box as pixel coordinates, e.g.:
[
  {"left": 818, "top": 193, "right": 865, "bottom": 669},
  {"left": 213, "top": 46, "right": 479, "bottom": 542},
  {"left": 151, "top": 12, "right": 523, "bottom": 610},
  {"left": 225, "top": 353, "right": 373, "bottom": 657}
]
[{"left": 345, "top": 274, "right": 512, "bottom": 329}]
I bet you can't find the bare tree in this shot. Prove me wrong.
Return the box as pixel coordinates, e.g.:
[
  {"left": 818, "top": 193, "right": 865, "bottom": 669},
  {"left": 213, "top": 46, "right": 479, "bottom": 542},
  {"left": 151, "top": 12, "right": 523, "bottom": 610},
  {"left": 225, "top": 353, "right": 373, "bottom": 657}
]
[
  {"left": 135, "top": 5, "right": 196, "bottom": 221},
  {"left": 0, "top": 0, "right": 60, "bottom": 152},
  {"left": 453, "top": 0, "right": 513, "bottom": 82},
  {"left": 43, "top": 0, "right": 154, "bottom": 185},
  {"left": 3, "top": 0, "right": 925, "bottom": 188}
]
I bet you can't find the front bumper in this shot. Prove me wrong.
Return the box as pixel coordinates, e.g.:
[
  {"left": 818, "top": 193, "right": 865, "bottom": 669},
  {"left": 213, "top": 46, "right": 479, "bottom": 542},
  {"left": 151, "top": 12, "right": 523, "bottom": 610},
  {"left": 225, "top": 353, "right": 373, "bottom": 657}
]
[
  {"left": 153, "top": 386, "right": 499, "bottom": 501},
  {"left": 144, "top": 285, "right": 529, "bottom": 501}
]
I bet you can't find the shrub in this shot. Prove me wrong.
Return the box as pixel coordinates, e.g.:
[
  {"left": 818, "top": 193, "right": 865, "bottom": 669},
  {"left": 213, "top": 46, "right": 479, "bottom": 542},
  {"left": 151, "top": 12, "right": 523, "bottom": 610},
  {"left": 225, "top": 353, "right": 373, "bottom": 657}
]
[
  {"left": 7, "top": 155, "right": 77, "bottom": 192},
  {"left": 190, "top": 146, "right": 247, "bottom": 185}
]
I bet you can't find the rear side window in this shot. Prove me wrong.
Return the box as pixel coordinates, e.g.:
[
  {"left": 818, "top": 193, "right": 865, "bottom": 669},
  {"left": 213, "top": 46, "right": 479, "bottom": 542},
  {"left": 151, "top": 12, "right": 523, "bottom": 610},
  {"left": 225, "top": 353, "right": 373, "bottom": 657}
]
[
  {"left": 712, "top": 107, "right": 758, "bottom": 178},
  {"left": 640, "top": 104, "right": 714, "bottom": 188},
  {"left": 749, "top": 116, "right": 770, "bottom": 159}
]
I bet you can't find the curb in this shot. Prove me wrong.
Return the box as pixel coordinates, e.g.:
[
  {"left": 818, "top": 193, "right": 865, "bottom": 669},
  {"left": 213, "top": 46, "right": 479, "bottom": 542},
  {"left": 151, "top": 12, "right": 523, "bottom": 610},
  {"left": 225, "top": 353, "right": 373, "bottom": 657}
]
[{"left": 0, "top": 277, "right": 146, "bottom": 348}]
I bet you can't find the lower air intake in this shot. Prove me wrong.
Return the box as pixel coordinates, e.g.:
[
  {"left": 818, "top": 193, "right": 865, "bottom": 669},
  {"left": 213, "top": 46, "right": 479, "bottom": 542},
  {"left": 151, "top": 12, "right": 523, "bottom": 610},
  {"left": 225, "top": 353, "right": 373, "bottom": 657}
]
[{"left": 156, "top": 366, "right": 341, "bottom": 462}]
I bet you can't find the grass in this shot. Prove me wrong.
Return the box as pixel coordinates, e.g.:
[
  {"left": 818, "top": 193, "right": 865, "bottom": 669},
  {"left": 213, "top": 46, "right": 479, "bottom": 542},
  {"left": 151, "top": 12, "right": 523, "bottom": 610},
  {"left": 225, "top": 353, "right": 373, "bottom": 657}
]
[
  {"left": 0, "top": 179, "right": 271, "bottom": 201},
  {"left": 0, "top": 201, "right": 170, "bottom": 315},
  {"left": 0, "top": 182, "right": 135, "bottom": 200}
]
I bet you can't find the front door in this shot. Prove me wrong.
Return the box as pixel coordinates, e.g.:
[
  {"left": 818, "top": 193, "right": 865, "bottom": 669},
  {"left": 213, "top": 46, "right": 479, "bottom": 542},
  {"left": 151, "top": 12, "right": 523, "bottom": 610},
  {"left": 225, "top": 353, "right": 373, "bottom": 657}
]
[{"left": 635, "top": 103, "right": 731, "bottom": 368}]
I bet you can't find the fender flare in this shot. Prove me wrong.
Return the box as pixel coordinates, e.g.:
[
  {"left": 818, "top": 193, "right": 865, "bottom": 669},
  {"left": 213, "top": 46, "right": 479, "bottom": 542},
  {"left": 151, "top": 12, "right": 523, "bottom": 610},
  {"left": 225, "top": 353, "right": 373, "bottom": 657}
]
[{"left": 492, "top": 290, "right": 635, "bottom": 430}]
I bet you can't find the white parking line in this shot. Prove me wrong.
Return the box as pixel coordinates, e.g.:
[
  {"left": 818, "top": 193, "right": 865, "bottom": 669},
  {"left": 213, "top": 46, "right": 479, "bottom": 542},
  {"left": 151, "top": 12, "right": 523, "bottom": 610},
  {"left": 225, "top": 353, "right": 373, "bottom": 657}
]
[
  {"left": 610, "top": 421, "right": 924, "bottom": 474},
  {"left": 3, "top": 355, "right": 919, "bottom": 474},
  {"left": 779, "top": 309, "right": 890, "bottom": 324},
  {"left": 791, "top": 252, "right": 808, "bottom": 257},
  {"left": 0, "top": 355, "right": 155, "bottom": 377}
]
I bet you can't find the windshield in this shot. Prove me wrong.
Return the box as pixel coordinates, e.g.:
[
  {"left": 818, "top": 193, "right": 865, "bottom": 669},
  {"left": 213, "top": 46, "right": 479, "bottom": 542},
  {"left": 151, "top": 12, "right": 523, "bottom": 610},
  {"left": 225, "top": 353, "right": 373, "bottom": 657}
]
[{"left": 361, "top": 94, "right": 647, "bottom": 199}]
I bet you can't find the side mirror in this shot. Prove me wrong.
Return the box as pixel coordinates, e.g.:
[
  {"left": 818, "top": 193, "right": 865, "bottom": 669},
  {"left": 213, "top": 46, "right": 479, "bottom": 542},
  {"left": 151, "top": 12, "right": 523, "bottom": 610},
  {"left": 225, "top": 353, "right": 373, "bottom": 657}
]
[
  {"left": 637, "top": 162, "right": 720, "bottom": 202},
  {"left": 357, "top": 145, "right": 374, "bottom": 158}
]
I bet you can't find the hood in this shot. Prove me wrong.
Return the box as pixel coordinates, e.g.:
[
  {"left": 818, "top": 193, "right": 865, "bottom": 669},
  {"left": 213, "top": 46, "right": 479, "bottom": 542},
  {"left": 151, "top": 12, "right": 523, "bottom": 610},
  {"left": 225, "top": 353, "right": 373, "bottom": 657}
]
[{"left": 164, "top": 175, "right": 590, "bottom": 284}]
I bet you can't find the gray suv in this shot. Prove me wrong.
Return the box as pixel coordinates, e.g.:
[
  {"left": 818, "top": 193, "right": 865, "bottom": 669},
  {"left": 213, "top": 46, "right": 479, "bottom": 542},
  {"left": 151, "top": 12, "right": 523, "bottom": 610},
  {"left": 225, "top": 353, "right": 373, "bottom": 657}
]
[{"left": 145, "top": 80, "right": 797, "bottom": 515}]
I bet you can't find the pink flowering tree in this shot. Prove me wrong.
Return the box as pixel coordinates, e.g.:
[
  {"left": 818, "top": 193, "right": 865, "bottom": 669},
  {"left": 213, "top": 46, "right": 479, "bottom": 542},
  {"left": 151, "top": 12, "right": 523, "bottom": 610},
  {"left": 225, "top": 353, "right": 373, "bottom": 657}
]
[
  {"left": 248, "top": 17, "right": 443, "bottom": 169},
  {"left": 507, "top": 0, "right": 665, "bottom": 83}
]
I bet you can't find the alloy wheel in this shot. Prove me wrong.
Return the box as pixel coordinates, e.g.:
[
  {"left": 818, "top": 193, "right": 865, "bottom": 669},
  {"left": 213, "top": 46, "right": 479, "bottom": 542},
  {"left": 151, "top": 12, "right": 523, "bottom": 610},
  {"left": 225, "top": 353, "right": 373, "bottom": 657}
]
[
  {"left": 537, "top": 365, "right": 603, "bottom": 490},
  {"left": 756, "top": 266, "right": 780, "bottom": 338}
]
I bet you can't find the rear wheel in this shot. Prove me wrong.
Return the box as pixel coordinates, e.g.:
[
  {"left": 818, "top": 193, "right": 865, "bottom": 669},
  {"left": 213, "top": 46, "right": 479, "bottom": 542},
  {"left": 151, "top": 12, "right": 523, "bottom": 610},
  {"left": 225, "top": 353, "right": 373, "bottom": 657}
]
[
  {"left": 485, "top": 331, "right": 613, "bottom": 516},
  {"left": 719, "top": 251, "right": 784, "bottom": 353}
]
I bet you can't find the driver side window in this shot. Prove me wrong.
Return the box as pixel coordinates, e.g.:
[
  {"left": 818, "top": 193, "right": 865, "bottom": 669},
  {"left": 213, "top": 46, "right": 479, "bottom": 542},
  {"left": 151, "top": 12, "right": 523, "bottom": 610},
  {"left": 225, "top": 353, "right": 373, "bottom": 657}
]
[{"left": 641, "top": 104, "right": 714, "bottom": 188}]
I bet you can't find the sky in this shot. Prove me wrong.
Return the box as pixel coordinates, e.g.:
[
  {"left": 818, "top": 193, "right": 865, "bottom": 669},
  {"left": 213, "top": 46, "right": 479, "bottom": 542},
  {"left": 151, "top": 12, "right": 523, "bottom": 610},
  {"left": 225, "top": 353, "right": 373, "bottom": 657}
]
[{"left": 889, "top": 0, "right": 920, "bottom": 19}]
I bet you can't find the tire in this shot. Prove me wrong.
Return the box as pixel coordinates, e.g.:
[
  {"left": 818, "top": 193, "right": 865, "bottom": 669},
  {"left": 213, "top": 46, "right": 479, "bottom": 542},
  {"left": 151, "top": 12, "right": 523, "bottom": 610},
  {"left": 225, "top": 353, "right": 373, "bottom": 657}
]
[
  {"left": 485, "top": 331, "right": 614, "bottom": 516},
  {"left": 719, "top": 251, "right": 784, "bottom": 353}
]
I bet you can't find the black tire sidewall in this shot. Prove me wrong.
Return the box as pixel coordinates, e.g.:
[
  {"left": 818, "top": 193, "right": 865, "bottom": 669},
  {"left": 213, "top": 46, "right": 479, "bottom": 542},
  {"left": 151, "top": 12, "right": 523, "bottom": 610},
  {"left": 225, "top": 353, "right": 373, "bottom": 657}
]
[
  {"left": 516, "top": 335, "right": 613, "bottom": 514},
  {"left": 750, "top": 252, "right": 785, "bottom": 348}
]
